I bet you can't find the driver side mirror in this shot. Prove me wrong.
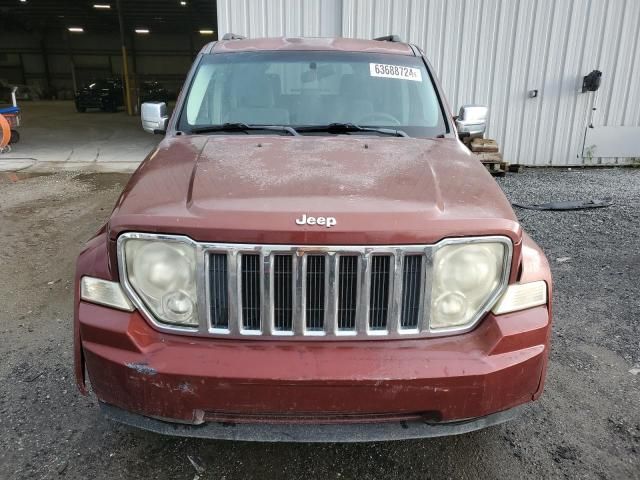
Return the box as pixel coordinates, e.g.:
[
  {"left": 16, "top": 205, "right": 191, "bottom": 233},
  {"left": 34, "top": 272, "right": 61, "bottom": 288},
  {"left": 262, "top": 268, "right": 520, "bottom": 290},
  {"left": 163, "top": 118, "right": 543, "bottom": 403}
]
[
  {"left": 455, "top": 105, "right": 489, "bottom": 139},
  {"left": 141, "top": 102, "right": 168, "bottom": 134}
]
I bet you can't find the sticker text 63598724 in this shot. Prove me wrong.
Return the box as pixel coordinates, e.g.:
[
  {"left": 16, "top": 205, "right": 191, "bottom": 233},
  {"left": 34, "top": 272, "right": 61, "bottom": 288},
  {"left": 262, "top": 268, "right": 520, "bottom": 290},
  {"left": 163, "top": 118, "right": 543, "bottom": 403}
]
[{"left": 369, "top": 63, "right": 423, "bottom": 82}]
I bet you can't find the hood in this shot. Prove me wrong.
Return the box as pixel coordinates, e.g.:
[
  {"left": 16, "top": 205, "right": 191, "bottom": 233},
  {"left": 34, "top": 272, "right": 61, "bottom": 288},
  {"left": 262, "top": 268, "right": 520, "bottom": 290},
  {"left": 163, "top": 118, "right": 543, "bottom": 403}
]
[{"left": 110, "top": 135, "right": 521, "bottom": 245}]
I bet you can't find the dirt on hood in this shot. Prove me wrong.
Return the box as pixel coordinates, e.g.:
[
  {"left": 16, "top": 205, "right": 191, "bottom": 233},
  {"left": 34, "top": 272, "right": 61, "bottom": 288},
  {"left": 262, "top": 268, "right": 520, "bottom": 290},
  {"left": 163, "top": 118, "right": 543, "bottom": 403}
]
[{"left": 109, "top": 135, "right": 520, "bottom": 245}]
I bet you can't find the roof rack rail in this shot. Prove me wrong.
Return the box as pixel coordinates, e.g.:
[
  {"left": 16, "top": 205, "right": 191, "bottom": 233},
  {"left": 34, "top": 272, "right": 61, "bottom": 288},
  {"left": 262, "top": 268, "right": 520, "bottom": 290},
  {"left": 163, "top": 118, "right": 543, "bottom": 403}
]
[
  {"left": 373, "top": 34, "right": 403, "bottom": 43},
  {"left": 221, "top": 33, "right": 247, "bottom": 40}
]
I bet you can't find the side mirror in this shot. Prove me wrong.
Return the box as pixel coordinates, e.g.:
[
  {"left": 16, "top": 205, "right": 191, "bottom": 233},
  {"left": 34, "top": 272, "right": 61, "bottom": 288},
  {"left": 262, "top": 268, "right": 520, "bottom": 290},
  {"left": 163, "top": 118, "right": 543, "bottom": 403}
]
[
  {"left": 141, "top": 102, "right": 168, "bottom": 134},
  {"left": 455, "top": 105, "right": 489, "bottom": 138}
]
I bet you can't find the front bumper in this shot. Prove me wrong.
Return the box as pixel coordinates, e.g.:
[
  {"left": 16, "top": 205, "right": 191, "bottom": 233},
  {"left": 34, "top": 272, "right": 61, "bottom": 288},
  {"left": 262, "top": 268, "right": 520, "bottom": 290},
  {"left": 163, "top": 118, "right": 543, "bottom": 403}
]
[
  {"left": 100, "top": 401, "right": 525, "bottom": 442},
  {"left": 78, "top": 300, "right": 551, "bottom": 440}
]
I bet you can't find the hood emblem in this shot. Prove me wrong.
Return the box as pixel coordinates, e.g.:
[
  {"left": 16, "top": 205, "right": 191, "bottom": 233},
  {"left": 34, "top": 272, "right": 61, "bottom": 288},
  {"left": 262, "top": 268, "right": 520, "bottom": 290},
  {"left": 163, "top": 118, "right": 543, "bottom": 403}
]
[{"left": 295, "top": 214, "right": 337, "bottom": 228}]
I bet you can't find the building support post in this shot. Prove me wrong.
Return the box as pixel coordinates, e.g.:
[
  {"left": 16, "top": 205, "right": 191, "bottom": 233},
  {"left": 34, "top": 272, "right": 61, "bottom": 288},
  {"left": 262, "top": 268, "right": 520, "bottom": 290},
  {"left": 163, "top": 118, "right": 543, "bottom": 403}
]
[
  {"left": 188, "top": 2, "right": 196, "bottom": 59},
  {"left": 18, "top": 54, "right": 27, "bottom": 85},
  {"left": 41, "top": 37, "right": 52, "bottom": 98},
  {"left": 64, "top": 31, "right": 78, "bottom": 94},
  {"left": 130, "top": 33, "right": 139, "bottom": 113},
  {"left": 116, "top": 0, "right": 133, "bottom": 115}
]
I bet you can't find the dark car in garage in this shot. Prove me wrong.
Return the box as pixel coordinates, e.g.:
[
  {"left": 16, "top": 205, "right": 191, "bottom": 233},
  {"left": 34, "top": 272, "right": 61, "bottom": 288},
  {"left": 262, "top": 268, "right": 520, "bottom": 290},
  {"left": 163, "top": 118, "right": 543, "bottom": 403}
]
[
  {"left": 138, "top": 80, "right": 170, "bottom": 106},
  {"left": 75, "top": 78, "right": 124, "bottom": 113}
]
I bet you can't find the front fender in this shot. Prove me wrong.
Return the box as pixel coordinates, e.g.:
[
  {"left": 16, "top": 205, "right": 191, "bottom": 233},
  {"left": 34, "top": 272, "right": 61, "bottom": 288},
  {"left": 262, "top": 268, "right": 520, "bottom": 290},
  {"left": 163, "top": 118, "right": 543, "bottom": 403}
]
[
  {"left": 518, "top": 231, "right": 553, "bottom": 399},
  {"left": 74, "top": 228, "right": 113, "bottom": 394}
]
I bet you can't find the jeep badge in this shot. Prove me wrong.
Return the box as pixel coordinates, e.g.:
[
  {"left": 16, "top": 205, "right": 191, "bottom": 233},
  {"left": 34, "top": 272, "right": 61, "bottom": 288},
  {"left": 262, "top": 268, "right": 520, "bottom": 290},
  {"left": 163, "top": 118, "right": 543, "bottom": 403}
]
[{"left": 295, "top": 214, "right": 337, "bottom": 228}]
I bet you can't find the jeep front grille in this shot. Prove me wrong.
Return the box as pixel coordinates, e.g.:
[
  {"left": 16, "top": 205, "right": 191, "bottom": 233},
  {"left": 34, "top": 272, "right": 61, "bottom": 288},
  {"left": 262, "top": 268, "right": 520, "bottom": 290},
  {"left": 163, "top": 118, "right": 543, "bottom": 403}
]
[{"left": 205, "top": 245, "right": 435, "bottom": 338}]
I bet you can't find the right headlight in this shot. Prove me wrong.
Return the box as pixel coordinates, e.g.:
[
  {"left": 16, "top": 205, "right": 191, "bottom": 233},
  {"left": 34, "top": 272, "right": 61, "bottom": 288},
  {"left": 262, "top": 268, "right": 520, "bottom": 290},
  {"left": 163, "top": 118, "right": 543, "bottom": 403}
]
[
  {"left": 430, "top": 240, "right": 509, "bottom": 331},
  {"left": 122, "top": 237, "right": 198, "bottom": 327}
]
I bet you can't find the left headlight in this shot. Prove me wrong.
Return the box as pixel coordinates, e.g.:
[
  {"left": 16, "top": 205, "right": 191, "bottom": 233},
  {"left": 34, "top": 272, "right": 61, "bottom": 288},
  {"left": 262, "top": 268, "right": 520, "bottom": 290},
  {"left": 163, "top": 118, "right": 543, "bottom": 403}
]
[
  {"left": 430, "top": 240, "right": 510, "bottom": 331},
  {"left": 122, "top": 238, "right": 198, "bottom": 326}
]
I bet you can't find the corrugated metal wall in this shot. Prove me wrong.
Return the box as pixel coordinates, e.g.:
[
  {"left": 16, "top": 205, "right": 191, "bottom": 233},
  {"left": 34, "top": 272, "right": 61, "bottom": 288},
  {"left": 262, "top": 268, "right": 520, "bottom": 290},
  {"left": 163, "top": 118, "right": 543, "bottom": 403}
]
[
  {"left": 217, "top": 0, "right": 342, "bottom": 38},
  {"left": 217, "top": 0, "right": 640, "bottom": 165}
]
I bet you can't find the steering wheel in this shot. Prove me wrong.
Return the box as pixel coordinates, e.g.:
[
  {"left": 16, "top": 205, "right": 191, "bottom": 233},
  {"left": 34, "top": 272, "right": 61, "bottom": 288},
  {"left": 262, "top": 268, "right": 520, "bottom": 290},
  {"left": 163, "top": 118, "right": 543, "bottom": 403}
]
[{"left": 357, "top": 112, "right": 402, "bottom": 126}]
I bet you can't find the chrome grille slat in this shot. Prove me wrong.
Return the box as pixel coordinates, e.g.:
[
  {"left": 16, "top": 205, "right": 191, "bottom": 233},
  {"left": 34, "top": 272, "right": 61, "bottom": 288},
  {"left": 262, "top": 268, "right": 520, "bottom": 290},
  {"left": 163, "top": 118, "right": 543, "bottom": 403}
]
[
  {"left": 198, "top": 238, "right": 513, "bottom": 339},
  {"left": 293, "top": 255, "right": 305, "bottom": 336},
  {"left": 262, "top": 253, "right": 273, "bottom": 335},
  {"left": 325, "top": 253, "right": 338, "bottom": 335},
  {"left": 420, "top": 251, "right": 434, "bottom": 332},
  {"left": 356, "top": 254, "right": 372, "bottom": 334},
  {"left": 388, "top": 252, "right": 403, "bottom": 334},
  {"left": 227, "top": 252, "right": 240, "bottom": 335}
]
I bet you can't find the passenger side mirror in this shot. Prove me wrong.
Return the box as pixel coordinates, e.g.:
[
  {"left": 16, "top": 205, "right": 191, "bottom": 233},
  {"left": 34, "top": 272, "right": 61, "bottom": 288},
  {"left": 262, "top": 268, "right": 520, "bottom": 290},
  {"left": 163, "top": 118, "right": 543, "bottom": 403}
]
[
  {"left": 455, "top": 105, "right": 489, "bottom": 139},
  {"left": 141, "top": 102, "right": 168, "bottom": 134}
]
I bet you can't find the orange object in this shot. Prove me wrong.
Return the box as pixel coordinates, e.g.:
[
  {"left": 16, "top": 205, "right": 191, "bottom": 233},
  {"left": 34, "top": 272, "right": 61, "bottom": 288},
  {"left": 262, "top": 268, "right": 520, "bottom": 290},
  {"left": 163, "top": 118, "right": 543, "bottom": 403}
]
[{"left": 0, "top": 114, "right": 10, "bottom": 148}]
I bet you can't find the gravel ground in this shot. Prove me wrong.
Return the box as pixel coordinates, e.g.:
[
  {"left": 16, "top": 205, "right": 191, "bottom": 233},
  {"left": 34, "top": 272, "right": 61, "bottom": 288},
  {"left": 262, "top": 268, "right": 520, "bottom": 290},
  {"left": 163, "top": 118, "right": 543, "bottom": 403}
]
[{"left": 0, "top": 168, "right": 638, "bottom": 479}]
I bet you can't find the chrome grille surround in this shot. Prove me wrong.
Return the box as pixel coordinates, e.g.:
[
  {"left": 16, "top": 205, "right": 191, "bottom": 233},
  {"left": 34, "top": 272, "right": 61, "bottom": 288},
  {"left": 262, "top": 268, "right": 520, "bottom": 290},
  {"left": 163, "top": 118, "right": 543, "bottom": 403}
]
[{"left": 117, "top": 233, "right": 513, "bottom": 340}]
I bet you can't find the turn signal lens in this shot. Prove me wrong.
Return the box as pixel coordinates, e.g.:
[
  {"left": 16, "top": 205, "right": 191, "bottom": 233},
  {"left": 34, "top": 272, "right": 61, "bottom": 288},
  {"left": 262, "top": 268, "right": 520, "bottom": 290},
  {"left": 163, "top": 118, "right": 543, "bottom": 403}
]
[
  {"left": 492, "top": 281, "right": 547, "bottom": 315},
  {"left": 80, "top": 276, "right": 134, "bottom": 311}
]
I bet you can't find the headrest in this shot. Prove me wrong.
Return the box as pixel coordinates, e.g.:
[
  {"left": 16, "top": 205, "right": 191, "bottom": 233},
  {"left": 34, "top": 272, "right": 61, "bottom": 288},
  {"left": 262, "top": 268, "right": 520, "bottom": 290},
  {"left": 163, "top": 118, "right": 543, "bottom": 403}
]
[
  {"left": 340, "top": 74, "right": 358, "bottom": 95},
  {"left": 238, "top": 77, "right": 275, "bottom": 108}
]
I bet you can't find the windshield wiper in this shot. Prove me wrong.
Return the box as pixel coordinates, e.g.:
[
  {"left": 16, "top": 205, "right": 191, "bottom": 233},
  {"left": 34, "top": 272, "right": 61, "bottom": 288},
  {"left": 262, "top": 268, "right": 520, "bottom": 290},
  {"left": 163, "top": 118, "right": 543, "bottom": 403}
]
[
  {"left": 296, "top": 123, "right": 408, "bottom": 137},
  {"left": 191, "top": 123, "right": 299, "bottom": 136}
]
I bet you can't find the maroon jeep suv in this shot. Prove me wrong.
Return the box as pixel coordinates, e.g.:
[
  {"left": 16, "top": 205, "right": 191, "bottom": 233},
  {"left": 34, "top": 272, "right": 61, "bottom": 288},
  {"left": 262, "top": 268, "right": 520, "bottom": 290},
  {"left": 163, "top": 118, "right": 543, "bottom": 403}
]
[{"left": 74, "top": 35, "right": 552, "bottom": 442}]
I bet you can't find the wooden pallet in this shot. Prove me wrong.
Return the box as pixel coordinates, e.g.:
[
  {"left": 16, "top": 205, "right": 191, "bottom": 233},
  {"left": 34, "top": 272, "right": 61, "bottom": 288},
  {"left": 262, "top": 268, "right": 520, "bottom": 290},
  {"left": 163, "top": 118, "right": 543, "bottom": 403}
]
[
  {"left": 468, "top": 138, "right": 511, "bottom": 176},
  {"left": 470, "top": 138, "right": 500, "bottom": 153},
  {"left": 480, "top": 158, "right": 508, "bottom": 177}
]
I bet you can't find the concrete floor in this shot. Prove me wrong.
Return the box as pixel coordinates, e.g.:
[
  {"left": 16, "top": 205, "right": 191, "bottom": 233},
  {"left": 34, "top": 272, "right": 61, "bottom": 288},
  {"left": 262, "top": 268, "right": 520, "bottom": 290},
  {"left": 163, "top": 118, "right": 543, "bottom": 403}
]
[{"left": 0, "top": 101, "right": 161, "bottom": 173}]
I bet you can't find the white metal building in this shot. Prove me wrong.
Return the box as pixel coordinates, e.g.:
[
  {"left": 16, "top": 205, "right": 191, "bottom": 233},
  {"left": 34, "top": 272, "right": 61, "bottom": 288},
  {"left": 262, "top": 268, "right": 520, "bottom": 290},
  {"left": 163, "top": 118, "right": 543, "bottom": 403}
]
[{"left": 217, "top": 0, "right": 640, "bottom": 166}]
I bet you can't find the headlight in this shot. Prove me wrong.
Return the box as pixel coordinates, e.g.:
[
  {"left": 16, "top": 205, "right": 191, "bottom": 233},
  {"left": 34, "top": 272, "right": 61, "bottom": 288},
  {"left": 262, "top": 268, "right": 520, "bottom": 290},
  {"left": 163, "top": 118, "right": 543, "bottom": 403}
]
[
  {"left": 430, "top": 240, "right": 509, "bottom": 331},
  {"left": 122, "top": 238, "right": 198, "bottom": 326}
]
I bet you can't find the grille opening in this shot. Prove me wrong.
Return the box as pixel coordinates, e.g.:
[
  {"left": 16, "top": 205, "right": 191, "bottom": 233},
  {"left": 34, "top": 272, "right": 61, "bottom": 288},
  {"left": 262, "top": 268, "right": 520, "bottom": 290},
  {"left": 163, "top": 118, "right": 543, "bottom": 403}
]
[
  {"left": 369, "top": 256, "right": 391, "bottom": 330},
  {"left": 273, "top": 255, "right": 293, "bottom": 331},
  {"left": 305, "top": 255, "right": 325, "bottom": 331},
  {"left": 209, "top": 253, "right": 229, "bottom": 328},
  {"left": 204, "top": 245, "right": 437, "bottom": 338},
  {"left": 401, "top": 255, "right": 422, "bottom": 328},
  {"left": 241, "top": 254, "right": 261, "bottom": 330},
  {"left": 337, "top": 256, "right": 358, "bottom": 330}
]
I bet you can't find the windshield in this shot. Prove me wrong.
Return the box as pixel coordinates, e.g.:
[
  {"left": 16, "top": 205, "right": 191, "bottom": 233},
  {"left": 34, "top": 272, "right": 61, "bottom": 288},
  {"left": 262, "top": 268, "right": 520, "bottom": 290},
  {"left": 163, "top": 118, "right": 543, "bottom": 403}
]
[{"left": 178, "top": 51, "right": 448, "bottom": 137}]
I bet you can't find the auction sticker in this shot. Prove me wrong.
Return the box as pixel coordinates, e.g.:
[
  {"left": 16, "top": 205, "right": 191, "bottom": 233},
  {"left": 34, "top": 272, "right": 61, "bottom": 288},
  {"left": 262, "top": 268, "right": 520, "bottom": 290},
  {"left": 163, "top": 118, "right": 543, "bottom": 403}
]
[{"left": 369, "top": 63, "right": 422, "bottom": 81}]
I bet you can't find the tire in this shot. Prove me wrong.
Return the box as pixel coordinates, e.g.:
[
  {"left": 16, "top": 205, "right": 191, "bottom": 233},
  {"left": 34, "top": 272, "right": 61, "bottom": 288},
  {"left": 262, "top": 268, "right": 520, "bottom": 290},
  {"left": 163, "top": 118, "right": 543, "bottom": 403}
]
[
  {"left": 9, "top": 130, "right": 19, "bottom": 144},
  {"left": 76, "top": 103, "right": 86, "bottom": 113}
]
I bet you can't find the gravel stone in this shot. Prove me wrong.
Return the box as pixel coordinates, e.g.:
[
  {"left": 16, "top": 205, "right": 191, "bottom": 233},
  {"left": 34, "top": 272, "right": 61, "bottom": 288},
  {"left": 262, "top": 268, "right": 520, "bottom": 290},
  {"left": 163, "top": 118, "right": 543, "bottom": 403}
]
[{"left": 0, "top": 168, "right": 638, "bottom": 479}]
